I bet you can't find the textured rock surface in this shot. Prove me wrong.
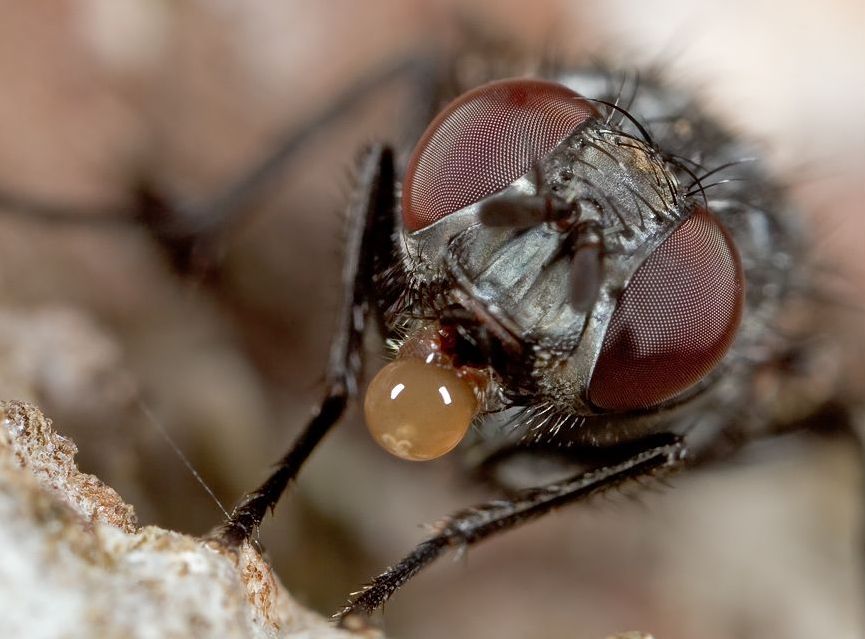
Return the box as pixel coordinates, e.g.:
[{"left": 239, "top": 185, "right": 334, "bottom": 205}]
[{"left": 0, "top": 400, "right": 372, "bottom": 639}]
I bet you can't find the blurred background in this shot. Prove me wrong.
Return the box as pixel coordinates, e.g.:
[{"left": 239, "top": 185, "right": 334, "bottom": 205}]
[{"left": 0, "top": 1, "right": 863, "bottom": 638}]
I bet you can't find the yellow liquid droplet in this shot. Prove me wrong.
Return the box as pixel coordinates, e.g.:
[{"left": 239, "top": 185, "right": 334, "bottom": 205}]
[{"left": 364, "top": 359, "right": 478, "bottom": 461}]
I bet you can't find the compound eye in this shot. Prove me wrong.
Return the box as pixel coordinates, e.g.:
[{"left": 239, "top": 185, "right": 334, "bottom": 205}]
[
  {"left": 588, "top": 208, "right": 745, "bottom": 411},
  {"left": 402, "top": 78, "right": 596, "bottom": 231}
]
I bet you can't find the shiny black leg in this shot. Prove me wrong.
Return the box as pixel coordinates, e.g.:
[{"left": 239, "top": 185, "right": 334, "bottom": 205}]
[
  {"left": 211, "top": 144, "right": 396, "bottom": 546},
  {"left": 0, "top": 57, "right": 426, "bottom": 274},
  {"left": 336, "top": 434, "right": 686, "bottom": 624}
]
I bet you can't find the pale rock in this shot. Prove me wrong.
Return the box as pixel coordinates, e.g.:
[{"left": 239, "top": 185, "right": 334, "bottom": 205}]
[{"left": 0, "top": 400, "right": 378, "bottom": 639}]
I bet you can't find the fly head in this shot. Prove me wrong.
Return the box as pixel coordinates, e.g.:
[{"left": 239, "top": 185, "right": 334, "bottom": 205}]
[{"left": 368, "top": 77, "right": 746, "bottom": 459}]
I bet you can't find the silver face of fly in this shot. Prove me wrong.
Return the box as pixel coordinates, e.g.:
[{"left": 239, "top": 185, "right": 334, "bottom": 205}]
[{"left": 393, "top": 77, "right": 748, "bottom": 446}]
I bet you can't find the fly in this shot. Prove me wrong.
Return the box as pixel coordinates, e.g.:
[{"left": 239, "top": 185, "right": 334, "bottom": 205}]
[{"left": 193, "top": 64, "right": 849, "bottom": 625}]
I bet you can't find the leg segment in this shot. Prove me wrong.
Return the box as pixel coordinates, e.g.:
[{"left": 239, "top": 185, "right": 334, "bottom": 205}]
[
  {"left": 336, "top": 434, "right": 686, "bottom": 623},
  {"left": 0, "top": 57, "right": 427, "bottom": 274},
  {"left": 472, "top": 431, "right": 681, "bottom": 493},
  {"left": 211, "top": 145, "right": 396, "bottom": 546}
]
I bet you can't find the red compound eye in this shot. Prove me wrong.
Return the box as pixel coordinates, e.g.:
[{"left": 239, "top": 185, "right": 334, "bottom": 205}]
[
  {"left": 588, "top": 208, "right": 745, "bottom": 411},
  {"left": 402, "top": 78, "right": 596, "bottom": 231}
]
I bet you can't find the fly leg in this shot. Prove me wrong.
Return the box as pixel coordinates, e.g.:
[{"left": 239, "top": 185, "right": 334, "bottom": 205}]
[
  {"left": 336, "top": 433, "right": 686, "bottom": 624},
  {"left": 137, "top": 56, "right": 430, "bottom": 273},
  {"left": 0, "top": 56, "right": 428, "bottom": 274},
  {"left": 210, "top": 144, "right": 396, "bottom": 546},
  {"left": 472, "top": 431, "right": 680, "bottom": 491}
]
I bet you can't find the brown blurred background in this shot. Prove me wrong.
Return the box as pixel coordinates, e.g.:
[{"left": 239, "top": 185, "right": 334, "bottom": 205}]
[{"left": 0, "top": 1, "right": 862, "bottom": 638}]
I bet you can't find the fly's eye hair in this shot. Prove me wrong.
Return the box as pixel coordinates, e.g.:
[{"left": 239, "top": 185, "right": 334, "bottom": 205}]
[
  {"left": 402, "top": 78, "right": 596, "bottom": 231},
  {"left": 588, "top": 207, "right": 745, "bottom": 411}
]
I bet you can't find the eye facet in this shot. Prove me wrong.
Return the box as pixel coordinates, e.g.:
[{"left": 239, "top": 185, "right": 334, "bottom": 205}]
[
  {"left": 402, "top": 78, "right": 596, "bottom": 231},
  {"left": 588, "top": 208, "right": 745, "bottom": 411}
]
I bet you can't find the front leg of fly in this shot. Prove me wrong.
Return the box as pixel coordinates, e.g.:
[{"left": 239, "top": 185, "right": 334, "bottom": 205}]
[
  {"left": 337, "top": 433, "right": 688, "bottom": 623},
  {"left": 211, "top": 144, "right": 398, "bottom": 545}
]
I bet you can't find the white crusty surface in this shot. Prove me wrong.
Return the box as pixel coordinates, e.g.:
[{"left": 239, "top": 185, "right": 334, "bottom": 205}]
[{"left": 0, "top": 400, "right": 375, "bottom": 639}]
